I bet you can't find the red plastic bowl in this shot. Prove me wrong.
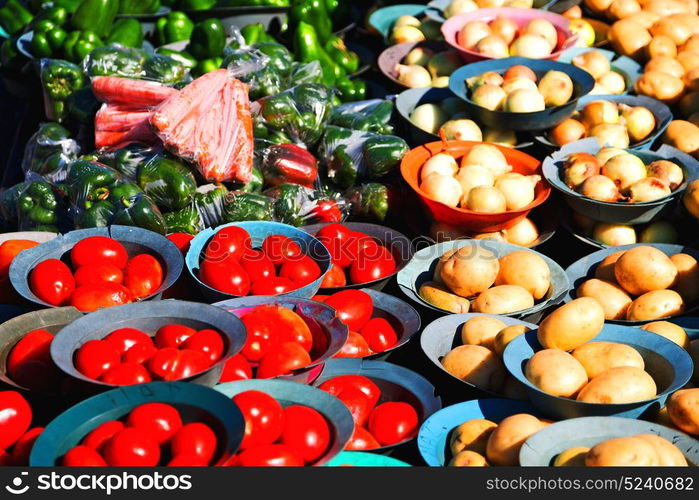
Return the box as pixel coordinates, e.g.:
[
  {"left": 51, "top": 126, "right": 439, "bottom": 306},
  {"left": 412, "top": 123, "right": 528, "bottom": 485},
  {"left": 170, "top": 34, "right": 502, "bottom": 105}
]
[
  {"left": 400, "top": 140, "right": 551, "bottom": 232},
  {"left": 441, "top": 8, "right": 576, "bottom": 63}
]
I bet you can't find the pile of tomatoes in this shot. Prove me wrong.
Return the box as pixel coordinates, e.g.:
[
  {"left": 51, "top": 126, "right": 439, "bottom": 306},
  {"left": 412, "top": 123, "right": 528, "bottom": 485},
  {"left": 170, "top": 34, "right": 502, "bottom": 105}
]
[
  {"left": 230, "top": 390, "right": 330, "bottom": 466},
  {"left": 73, "top": 324, "right": 224, "bottom": 385},
  {"left": 0, "top": 391, "right": 42, "bottom": 466},
  {"left": 314, "top": 224, "right": 396, "bottom": 288},
  {"left": 7, "top": 328, "right": 63, "bottom": 392},
  {"left": 29, "top": 236, "right": 164, "bottom": 312},
  {"left": 318, "top": 375, "right": 419, "bottom": 450},
  {"left": 198, "top": 227, "right": 322, "bottom": 296},
  {"left": 61, "top": 403, "right": 218, "bottom": 466},
  {"left": 315, "top": 290, "right": 399, "bottom": 357}
]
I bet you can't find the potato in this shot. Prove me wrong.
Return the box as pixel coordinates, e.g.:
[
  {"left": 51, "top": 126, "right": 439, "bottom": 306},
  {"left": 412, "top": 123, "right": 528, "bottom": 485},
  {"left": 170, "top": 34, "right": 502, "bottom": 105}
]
[
  {"left": 449, "top": 450, "right": 489, "bottom": 466},
  {"left": 502, "top": 375, "right": 529, "bottom": 400},
  {"left": 667, "top": 388, "right": 699, "bottom": 435},
  {"left": 450, "top": 419, "right": 497, "bottom": 455},
  {"left": 537, "top": 298, "right": 605, "bottom": 351},
  {"left": 441, "top": 345, "right": 506, "bottom": 392},
  {"left": 640, "top": 321, "right": 690, "bottom": 348},
  {"left": 440, "top": 246, "right": 499, "bottom": 297},
  {"left": 494, "top": 251, "right": 551, "bottom": 300},
  {"left": 460, "top": 316, "right": 507, "bottom": 350},
  {"left": 636, "top": 434, "right": 688, "bottom": 465},
  {"left": 576, "top": 278, "right": 633, "bottom": 320},
  {"left": 614, "top": 246, "right": 678, "bottom": 295},
  {"left": 433, "top": 248, "right": 459, "bottom": 282},
  {"left": 634, "top": 71, "right": 685, "bottom": 104},
  {"left": 627, "top": 289, "right": 685, "bottom": 320},
  {"left": 486, "top": 414, "right": 546, "bottom": 466},
  {"left": 525, "top": 349, "right": 588, "bottom": 397},
  {"left": 594, "top": 250, "right": 626, "bottom": 282},
  {"left": 471, "top": 285, "right": 535, "bottom": 314},
  {"left": 572, "top": 341, "right": 645, "bottom": 379},
  {"left": 662, "top": 120, "right": 699, "bottom": 154},
  {"left": 585, "top": 436, "right": 660, "bottom": 465},
  {"left": 670, "top": 253, "right": 699, "bottom": 304},
  {"left": 554, "top": 447, "right": 590, "bottom": 466},
  {"left": 494, "top": 324, "right": 530, "bottom": 356},
  {"left": 419, "top": 281, "right": 471, "bottom": 313},
  {"left": 577, "top": 366, "right": 657, "bottom": 403}
]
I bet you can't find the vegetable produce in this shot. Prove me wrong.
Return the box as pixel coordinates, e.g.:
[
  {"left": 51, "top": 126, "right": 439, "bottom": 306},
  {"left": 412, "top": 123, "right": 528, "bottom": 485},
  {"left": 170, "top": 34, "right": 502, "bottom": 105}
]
[
  {"left": 0, "top": 0, "right": 33, "bottom": 36},
  {"left": 70, "top": 0, "right": 118, "bottom": 39},
  {"left": 40, "top": 59, "right": 84, "bottom": 122},
  {"left": 155, "top": 11, "right": 194, "bottom": 46}
]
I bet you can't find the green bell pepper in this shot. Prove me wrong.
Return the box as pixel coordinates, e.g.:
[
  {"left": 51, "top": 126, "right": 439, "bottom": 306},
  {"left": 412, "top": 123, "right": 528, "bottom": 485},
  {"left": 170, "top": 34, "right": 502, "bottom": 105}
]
[
  {"left": 17, "top": 181, "right": 59, "bottom": 232},
  {"left": 63, "top": 30, "right": 104, "bottom": 63},
  {"left": 106, "top": 18, "right": 144, "bottom": 48},
  {"left": 137, "top": 155, "right": 197, "bottom": 211},
  {"left": 163, "top": 204, "right": 202, "bottom": 235},
  {"left": 71, "top": 0, "right": 119, "bottom": 38},
  {"left": 118, "top": 0, "right": 161, "bottom": 14},
  {"left": 344, "top": 182, "right": 393, "bottom": 222},
  {"left": 217, "top": 0, "right": 288, "bottom": 5},
  {"left": 187, "top": 18, "right": 226, "bottom": 60},
  {"left": 41, "top": 59, "right": 84, "bottom": 121},
  {"left": 253, "top": 41, "right": 292, "bottom": 76},
  {"left": 335, "top": 77, "right": 366, "bottom": 102},
  {"left": 31, "top": 27, "right": 68, "bottom": 58},
  {"left": 328, "top": 144, "right": 357, "bottom": 189},
  {"left": 111, "top": 193, "right": 167, "bottom": 234},
  {"left": 25, "top": 122, "right": 78, "bottom": 178},
  {"left": 293, "top": 21, "right": 343, "bottom": 86},
  {"left": 194, "top": 184, "right": 227, "bottom": 228},
  {"left": 240, "top": 23, "right": 275, "bottom": 45},
  {"left": 223, "top": 192, "right": 274, "bottom": 223},
  {"left": 83, "top": 45, "right": 145, "bottom": 76},
  {"left": 0, "top": 182, "right": 29, "bottom": 227},
  {"left": 325, "top": 0, "right": 349, "bottom": 23},
  {"left": 192, "top": 57, "right": 222, "bottom": 77},
  {"left": 50, "top": 0, "right": 83, "bottom": 13},
  {"left": 290, "top": 0, "right": 331, "bottom": 45},
  {"left": 66, "top": 160, "right": 121, "bottom": 204},
  {"left": 231, "top": 164, "right": 263, "bottom": 193},
  {"left": 362, "top": 135, "right": 409, "bottom": 179},
  {"left": 155, "top": 11, "right": 193, "bottom": 46},
  {"left": 144, "top": 54, "right": 185, "bottom": 83},
  {"left": 264, "top": 183, "right": 312, "bottom": 227},
  {"left": 74, "top": 199, "right": 116, "bottom": 228},
  {"left": 180, "top": 0, "right": 216, "bottom": 9},
  {"left": 324, "top": 35, "right": 359, "bottom": 74},
  {"left": 0, "top": 0, "right": 33, "bottom": 36},
  {"left": 98, "top": 143, "right": 156, "bottom": 179},
  {"left": 155, "top": 48, "right": 197, "bottom": 69},
  {"left": 31, "top": 6, "right": 68, "bottom": 29},
  {"left": 0, "top": 37, "right": 23, "bottom": 71}
]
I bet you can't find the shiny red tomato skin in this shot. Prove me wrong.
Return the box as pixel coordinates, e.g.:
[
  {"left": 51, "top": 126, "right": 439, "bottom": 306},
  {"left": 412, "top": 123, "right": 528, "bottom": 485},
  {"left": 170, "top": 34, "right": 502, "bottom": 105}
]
[
  {"left": 318, "top": 375, "right": 381, "bottom": 426},
  {"left": 316, "top": 224, "right": 352, "bottom": 243},
  {"left": 219, "top": 354, "right": 252, "bottom": 382},
  {"left": 235, "top": 444, "right": 304, "bottom": 467},
  {"left": 334, "top": 331, "right": 371, "bottom": 358},
  {"left": 279, "top": 405, "right": 330, "bottom": 464},
  {"left": 147, "top": 347, "right": 181, "bottom": 381},
  {"left": 368, "top": 402, "right": 419, "bottom": 446},
  {"left": 127, "top": 403, "right": 183, "bottom": 444},
  {"left": 171, "top": 349, "right": 210, "bottom": 378},
  {"left": 7, "top": 329, "right": 53, "bottom": 376},
  {"left": 320, "top": 264, "right": 346, "bottom": 288},
  {"left": 279, "top": 255, "right": 321, "bottom": 286},
  {"left": 124, "top": 254, "right": 163, "bottom": 299},
  {"left": 204, "top": 226, "right": 252, "bottom": 263},
  {"left": 123, "top": 342, "right": 158, "bottom": 365},
  {"left": 359, "top": 318, "right": 398, "bottom": 353},
  {"left": 240, "top": 249, "right": 276, "bottom": 282},
  {"left": 166, "top": 233, "right": 194, "bottom": 255},
  {"left": 75, "top": 340, "right": 121, "bottom": 379},
  {"left": 232, "top": 390, "right": 284, "bottom": 450},
  {"left": 103, "top": 428, "right": 160, "bottom": 466},
  {"left": 71, "top": 237, "right": 128, "bottom": 269},
  {"left": 261, "top": 235, "right": 301, "bottom": 264},
  {"left": 349, "top": 246, "right": 396, "bottom": 284},
  {"left": 324, "top": 290, "right": 374, "bottom": 331},
  {"left": 74, "top": 263, "right": 124, "bottom": 288},
  {"left": 316, "top": 235, "right": 352, "bottom": 269},
  {"left": 240, "top": 313, "right": 275, "bottom": 363},
  {"left": 154, "top": 324, "right": 196, "bottom": 348},
  {"left": 170, "top": 423, "right": 217, "bottom": 464},
  {"left": 10, "top": 427, "right": 44, "bottom": 465},
  {"left": 345, "top": 425, "right": 380, "bottom": 451},
  {"left": 199, "top": 259, "right": 251, "bottom": 296},
  {"left": 30, "top": 259, "right": 75, "bottom": 306},
  {"left": 250, "top": 276, "right": 296, "bottom": 295},
  {"left": 0, "top": 390, "right": 32, "bottom": 451},
  {"left": 104, "top": 328, "right": 152, "bottom": 354},
  {"left": 82, "top": 420, "right": 125, "bottom": 452},
  {"left": 62, "top": 445, "right": 107, "bottom": 466},
  {"left": 312, "top": 294, "right": 329, "bottom": 302},
  {"left": 256, "top": 342, "right": 312, "bottom": 379},
  {"left": 69, "top": 283, "right": 133, "bottom": 312},
  {"left": 182, "top": 329, "right": 224, "bottom": 364},
  {"left": 99, "top": 362, "right": 152, "bottom": 385}
]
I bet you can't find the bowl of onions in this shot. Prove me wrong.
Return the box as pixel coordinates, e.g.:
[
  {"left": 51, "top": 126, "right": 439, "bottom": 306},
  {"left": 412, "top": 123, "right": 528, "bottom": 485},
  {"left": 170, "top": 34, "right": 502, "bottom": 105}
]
[
  {"left": 378, "top": 41, "right": 452, "bottom": 89},
  {"left": 448, "top": 57, "right": 595, "bottom": 131},
  {"left": 557, "top": 47, "right": 642, "bottom": 96},
  {"left": 400, "top": 139, "right": 551, "bottom": 232},
  {"left": 426, "top": 0, "right": 558, "bottom": 23},
  {"left": 542, "top": 137, "right": 699, "bottom": 224}
]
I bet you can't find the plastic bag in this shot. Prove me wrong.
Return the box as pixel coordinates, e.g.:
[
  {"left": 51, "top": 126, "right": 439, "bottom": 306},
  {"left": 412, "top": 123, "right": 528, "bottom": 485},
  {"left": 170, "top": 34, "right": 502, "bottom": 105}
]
[
  {"left": 21, "top": 123, "right": 80, "bottom": 183},
  {"left": 164, "top": 203, "right": 203, "bottom": 235},
  {"left": 98, "top": 143, "right": 162, "bottom": 180},
  {"left": 222, "top": 191, "right": 274, "bottom": 223},
  {"left": 194, "top": 184, "right": 228, "bottom": 229},
  {"left": 40, "top": 58, "right": 85, "bottom": 123},
  {"left": 287, "top": 61, "right": 324, "bottom": 86},
  {"left": 344, "top": 182, "right": 396, "bottom": 223},
  {"left": 136, "top": 153, "right": 197, "bottom": 211},
  {"left": 0, "top": 182, "right": 29, "bottom": 230},
  {"left": 260, "top": 143, "right": 318, "bottom": 189},
  {"left": 84, "top": 45, "right": 187, "bottom": 84},
  {"left": 330, "top": 99, "right": 395, "bottom": 134},
  {"left": 223, "top": 47, "right": 282, "bottom": 101},
  {"left": 262, "top": 184, "right": 349, "bottom": 226},
  {"left": 16, "top": 176, "right": 66, "bottom": 233}
]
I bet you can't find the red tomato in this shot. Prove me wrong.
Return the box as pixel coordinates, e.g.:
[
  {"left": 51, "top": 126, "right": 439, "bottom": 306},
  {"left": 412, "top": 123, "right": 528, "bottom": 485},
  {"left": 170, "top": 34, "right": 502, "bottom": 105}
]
[
  {"left": 279, "top": 255, "right": 321, "bottom": 286},
  {"left": 182, "top": 329, "right": 224, "bottom": 364},
  {"left": 334, "top": 331, "right": 371, "bottom": 358},
  {"left": 204, "top": 226, "right": 252, "bottom": 263},
  {"left": 240, "top": 313, "right": 276, "bottom": 363},
  {"left": 10, "top": 427, "right": 43, "bottom": 465},
  {"left": 219, "top": 354, "right": 252, "bottom": 382},
  {"left": 324, "top": 290, "right": 374, "bottom": 331},
  {"left": 316, "top": 236, "right": 352, "bottom": 269},
  {"left": 235, "top": 444, "right": 304, "bottom": 467},
  {"left": 318, "top": 375, "right": 380, "bottom": 426},
  {"left": 168, "top": 455, "right": 208, "bottom": 466},
  {"left": 127, "top": 403, "right": 183, "bottom": 444},
  {"left": 124, "top": 254, "right": 163, "bottom": 299},
  {"left": 70, "top": 283, "right": 132, "bottom": 312},
  {"left": 256, "top": 342, "right": 311, "bottom": 379},
  {"left": 368, "top": 402, "right": 419, "bottom": 446},
  {"left": 7, "top": 329, "right": 53, "bottom": 376},
  {"left": 74, "top": 263, "right": 124, "bottom": 287},
  {"left": 147, "top": 347, "right": 181, "bottom": 380},
  {"left": 279, "top": 405, "right": 330, "bottom": 464},
  {"left": 345, "top": 426, "right": 380, "bottom": 450},
  {"left": 71, "top": 237, "right": 128, "bottom": 269},
  {"left": 232, "top": 390, "right": 284, "bottom": 450},
  {"left": 82, "top": 420, "right": 124, "bottom": 452},
  {"left": 154, "top": 324, "right": 196, "bottom": 348},
  {"left": 174, "top": 349, "right": 210, "bottom": 378},
  {"left": 104, "top": 328, "right": 152, "bottom": 354},
  {"left": 312, "top": 294, "right": 329, "bottom": 302},
  {"left": 240, "top": 249, "right": 276, "bottom": 282},
  {"left": 29, "top": 259, "right": 75, "bottom": 306},
  {"left": 123, "top": 343, "right": 158, "bottom": 365},
  {"left": 0, "top": 240, "right": 38, "bottom": 279},
  {"left": 254, "top": 305, "right": 312, "bottom": 352},
  {"left": 62, "top": 445, "right": 107, "bottom": 466},
  {"left": 261, "top": 234, "right": 301, "bottom": 264},
  {"left": 0, "top": 391, "right": 32, "bottom": 451},
  {"left": 320, "top": 263, "right": 346, "bottom": 288},
  {"left": 250, "top": 276, "right": 296, "bottom": 295},
  {"left": 75, "top": 340, "right": 120, "bottom": 379},
  {"left": 99, "top": 363, "right": 152, "bottom": 385},
  {"left": 311, "top": 200, "right": 342, "bottom": 222},
  {"left": 103, "top": 428, "right": 160, "bottom": 466},
  {"left": 170, "top": 423, "right": 217, "bottom": 464},
  {"left": 316, "top": 224, "right": 352, "bottom": 243},
  {"left": 359, "top": 318, "right": 398, "bottom": 353},
  {"left": 199, "top": 259, "right": 250, "bottom": 296},
  {"left": 349, "top": 246, "right": 396, "bottom": 284},
  {"left": 166, "top": 233, "right": 194, "bottom": 256}
]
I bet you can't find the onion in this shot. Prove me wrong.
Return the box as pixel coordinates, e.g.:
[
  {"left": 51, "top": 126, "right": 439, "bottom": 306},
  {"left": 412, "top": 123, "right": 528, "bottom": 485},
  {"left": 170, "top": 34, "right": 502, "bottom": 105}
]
[
  {"left": 580, "top": 100, "right": 620, "bottom": 128},
  {"left": 639, "top": 221, "right": 678, "bottom": 243},
  {"left": 609, "top": 19, "right": 652, "bottom": 60},
  {"left": 537, "top": 70, "right": 574, "bottom": 107},
  {"left": 427, "top": 51, "right": 463, "bottom": 77},
  {"left": 421, "top": 173, "right": 463, "bottom": 207},
  {"left": 501, "top": 76, "right": 539, "bottom": 94},
  {"left": 445, "top": 0, "right": 479, "bottom": 17},
  {"left": 404, "top": 47, "right": 434, "bottom": 66},
  {"left": 563, "top": 152, "right": 601, "bottom": 189},
  {"left": 644, "top": 56, "right": 685, "bottom": 78},
  {"left": 550, "top": 118, "right": 587, "bottom": 146},
  {"left": 589, "top": 82, "right": 611, "bottom": 95},
  {"left": 463, "top": 144, "right": 510, "bottom": 175},
  {"left": 459, "top": 21, "right": 492, "bottom": 49},
  {"left": 509, "top": 34, "right": 553, "bottom": 58},
  {"left": 598, "top": 71, "right": 626, "bottom": 94},
  {"left": 608, "top": 0, "right": 641, "bottom": 20},
  {"left": 627, "top": 177, "right": 672, "bottom": 201},
  {"left": 441, "top": 119, "right": 484, "bottom": 141},
  {"left": 596, "top": 147, "right": 627, "bottom": 164},
  {"left": 391, "top": 26, "right": 425, "bottom": 44},
  {"left": 489, "top": 16, "right": 519, "bottom": 45},
  {"left": 619, "top": 104, "right": 656, "bottom": 142},
  {"left": 421, "top": 153, "right": 459, "bottom": 182},
  {"left": 477, "top": 0, "right": 505, "bottom": 6},
  {"left": 592, "top": 223, "right": 637, "bottom": 246},
  {"left": 483, "top": 128, "right": 518, "bottom": 147},
  {"left": 505, "top": 0, "right": 533, "bottom": 7},
  {"left": 395, "top": 64, "right": 432, "bottom": 88},
  {"left": 523, "top": 19, "right": 558, "bottom": 49},
  {"left": 466, "top": 71, "right": 504, "bottom": 90},
  {"left": 572, "top": 50, "right": 612, "bottom": 79},
  {"left": 471, "top": 83, "right": 507, "bottom": 110},
  {"left": 589, "top": 123, "right": 630, "bottom": 148},
  {"left": 476, "top": 35, "right": 510, "bottom": 58},
  {"left": 503, "top": 65, "right": 537, "bottom": 82},
  {"left": 505, "top": 89, "right": 546, "bottom": 112},
  {"left": 456, "top": 164, "right": 496, "bottom": 194},
  {"left": 505, "top": 218, "right": 539, "bottom": 246},
  {"left": 464, "top": 185, "right": 507, "bottom": 212},
  {"left": 601, "top": 152, "right": 647, "bottom": 191},
  {"left": 494, "top": 173, "right": 541, "bottom": 210},
  {"left": 411, "top": 103, "right": 449, "bottom": 133},
  {"left": 646, "top": 160, "right": 684, "bottom": 189},
  {"left": 569, "top": 19, "right": 597, "bottom": 47},
  {"left": 580, "top": 175, "right": 623, "bottom": 201},
  {"left": 646, "top": 35, "right": 677, "bottom": 59}
]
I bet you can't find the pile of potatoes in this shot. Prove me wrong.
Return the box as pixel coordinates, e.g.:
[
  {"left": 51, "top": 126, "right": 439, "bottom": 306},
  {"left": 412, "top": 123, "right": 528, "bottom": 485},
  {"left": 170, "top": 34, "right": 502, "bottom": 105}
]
[
  {"left": 555, "top": 433, "right": 688, "bottom": 466},
  {"left": 574, "top": 245, "right": 698, "bottom": 321},
  {"left": 419, "top": 246, "right": 552, "bottom": 314}
]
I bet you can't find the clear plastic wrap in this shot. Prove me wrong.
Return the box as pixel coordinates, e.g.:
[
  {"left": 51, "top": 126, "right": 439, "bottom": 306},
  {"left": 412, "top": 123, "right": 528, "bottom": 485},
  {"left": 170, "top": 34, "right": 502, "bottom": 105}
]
[
  {"left": 21, "top": 123, "right": 80, "bottom": 183},
  {"left": 136, "top": 153, "right": 197, "bottom": 211},
  {"left": 262, "top": 184, "right": 349, "bottom": 226},
  {"left": 260, "top": 143, "right": 318, "bottom": 189},
  {"left": 40, "top": 58, "right": 85, "bottom": 123},
  {"left": 330, "top": 99, "right": 395, "bottom": 134},
  {"left": 84, "top": 45, "right": 187, "bottom": 84},
  {"left": 223, "top": 47, "right": 282, "bottom": 101},
  {"left": 222, "top": 191, "right": 275, "bottom": 223},
  {"left": 0, "top": 182, "right": 29, "bottom": 230},
  {"left": 163, "top": 203, "right": 204, "bottom": 235},
  {"left": 288, "top": 61, "right": 324, "bottom": 86},
  {"left": 97, "top": 143, "right": 162, "bottom": 180},
  {"left": 194, "top": 183, "right": 228, "bottom": 229},
  {"left": 16, "top": 176, "right": 66, "bottom": 233}
]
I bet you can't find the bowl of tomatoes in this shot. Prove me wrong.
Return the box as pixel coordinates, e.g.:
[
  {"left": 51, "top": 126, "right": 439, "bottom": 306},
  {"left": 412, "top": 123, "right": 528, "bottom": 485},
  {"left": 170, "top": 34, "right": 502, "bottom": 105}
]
[
  {"left": 314, "top": 359, "right": 442, "bottom": 453},
  {"left": 185, "top": 221, "right": 332, "bottom": 303},
  {"left": 214, "top": 296, "right": 348, "bottom": 384},
  {"left": 50, "top": 300, "right": 247, "bottom": 388},
  {"left": 29, "top": 382, "right": 245, "bottom": 466},
  {"left": 215, "top": 379, "right": 355, "bottom": 466},
  {"left": 9, "top": 226, "right": 183, "bottom": 311},
  {"left": 300, "top": 222, "right": 414, "bottom": 292}
]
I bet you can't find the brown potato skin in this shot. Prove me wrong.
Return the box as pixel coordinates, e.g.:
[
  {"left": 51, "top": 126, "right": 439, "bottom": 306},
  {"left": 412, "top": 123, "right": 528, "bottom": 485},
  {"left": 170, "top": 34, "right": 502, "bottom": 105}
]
[
  {"left": 440, "top": 246, "right": 499, "bottom": 297},
  {"left": 460, "top": 316, "right": 507, "bottom": 351},
  {"left": 449, "top": 450, "right": 489, "bottom": 466},
  {"left": 537, "top": 298, "right": 605, "bottom": 351},
  {"left": 576, "top": 278, "right": 633, "bottom": 320},
  {"left": 594, "top": 251, "right": 626, "bottom": 282},
  {"left": 554, "top": 447, "right": 590, "bottom": 467},
  {"left": 626, "top": 289, "right": 685, "bottom": 320},
  {"left": 585, "top": 436, "right": 658, "bottom": 466},
  {"left": 494, "top": 251, "right": 551, "bottom": 300},
  {"left": 572, "top": 341, "right": 645, "bottom": 379},
  {"left": 419, "top": 281, "right": 471, "bottom": 313},
  {"left": 576, "top": 366, "right": 657, "bottom": 404},
  {"left": 614, "top": 246, "right": 678, "bottom": 295},
  {"left": 441, "top": 345, "right": 506, "bottom": 392},
  {"left": 471, "top": 285, "right": 535, "bottom": 314},
  {"left": 450, "top": 419, "right": 497, "bottom": 456},
  {"left": 525, "top": 349, "right": 589, "bottom": 398},
  {"left": 486, "top": 414, "right": 546, "bottom": 466},
  {"left": 640, "top": 321, "right": 690, "bottom": 348},
  {"left": 667, "top": 388, "right": 699, "bottom": 436},
  {"left": 494, "top": 325, "right": 529, "bottom": 356}
]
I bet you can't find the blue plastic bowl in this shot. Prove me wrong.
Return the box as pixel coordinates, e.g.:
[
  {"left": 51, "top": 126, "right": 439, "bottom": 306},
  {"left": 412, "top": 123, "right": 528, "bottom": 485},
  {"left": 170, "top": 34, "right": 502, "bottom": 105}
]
[
  {"left": 425, "top": 0, "right": 557, "bottom": 22},
  {"left": 214, "top": 296, "right": 347, "bottom": 384},
  {"left": 30, "top": 382, "right": 245, "bottom": 466},
  {"left": 564, "top": 243, "right": 699, "bottom": 323},
  {"left": 369, "top": 4, "right": 430, "bottom": 41},
  {"left": 9, "top": 226, "right": 183, "bottom": 309},
  {"left": 543, "top": 137, "right": 699, "bottom": 224},
  {"left": 185, "top": 221, "right": 332, "bottom": 303},
  {"left": 503, "top": 326, "right": 694, "bottom": 420},
  {"left": 448, "top": 57, "right": 595, "bottom": 131},
  {"left": 520, "top": 416, "right": 699, "bottom": 466},
  {"left": 671, "top": 316, "right": 699, "bottom": 340},
  {"left": 50, "top": 300, "right": 247, "bottom": 388},
  {"left": 314, "top": 358, "right": 442, "bottom": 454},
  {"left": 215, "top": 379, "right": 354, "bottom": 466},
  {"left": 421, "top": 313, "right": 538, "bottom": 398},
  {"left": 418, "top": 398, "right": 542, "bottom": 466},
  {"left": 556, "top": 47, "right": 642, "bottom": 95},
  {"left": 325, "top": 451, "right": 411, "bottom": 466}
]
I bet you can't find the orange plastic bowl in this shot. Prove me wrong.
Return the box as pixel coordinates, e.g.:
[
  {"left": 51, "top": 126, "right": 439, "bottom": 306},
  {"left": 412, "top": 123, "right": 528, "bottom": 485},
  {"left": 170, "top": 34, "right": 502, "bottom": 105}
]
[{"left": 400, "top": 140, "right": 551, "bottom": 232}]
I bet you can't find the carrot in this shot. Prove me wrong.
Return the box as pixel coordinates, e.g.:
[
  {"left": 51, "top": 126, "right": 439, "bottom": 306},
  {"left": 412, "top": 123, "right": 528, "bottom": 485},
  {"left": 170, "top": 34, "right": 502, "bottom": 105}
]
[{"left": 92, "top": 76, "right": 178, "bottom": 107}]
